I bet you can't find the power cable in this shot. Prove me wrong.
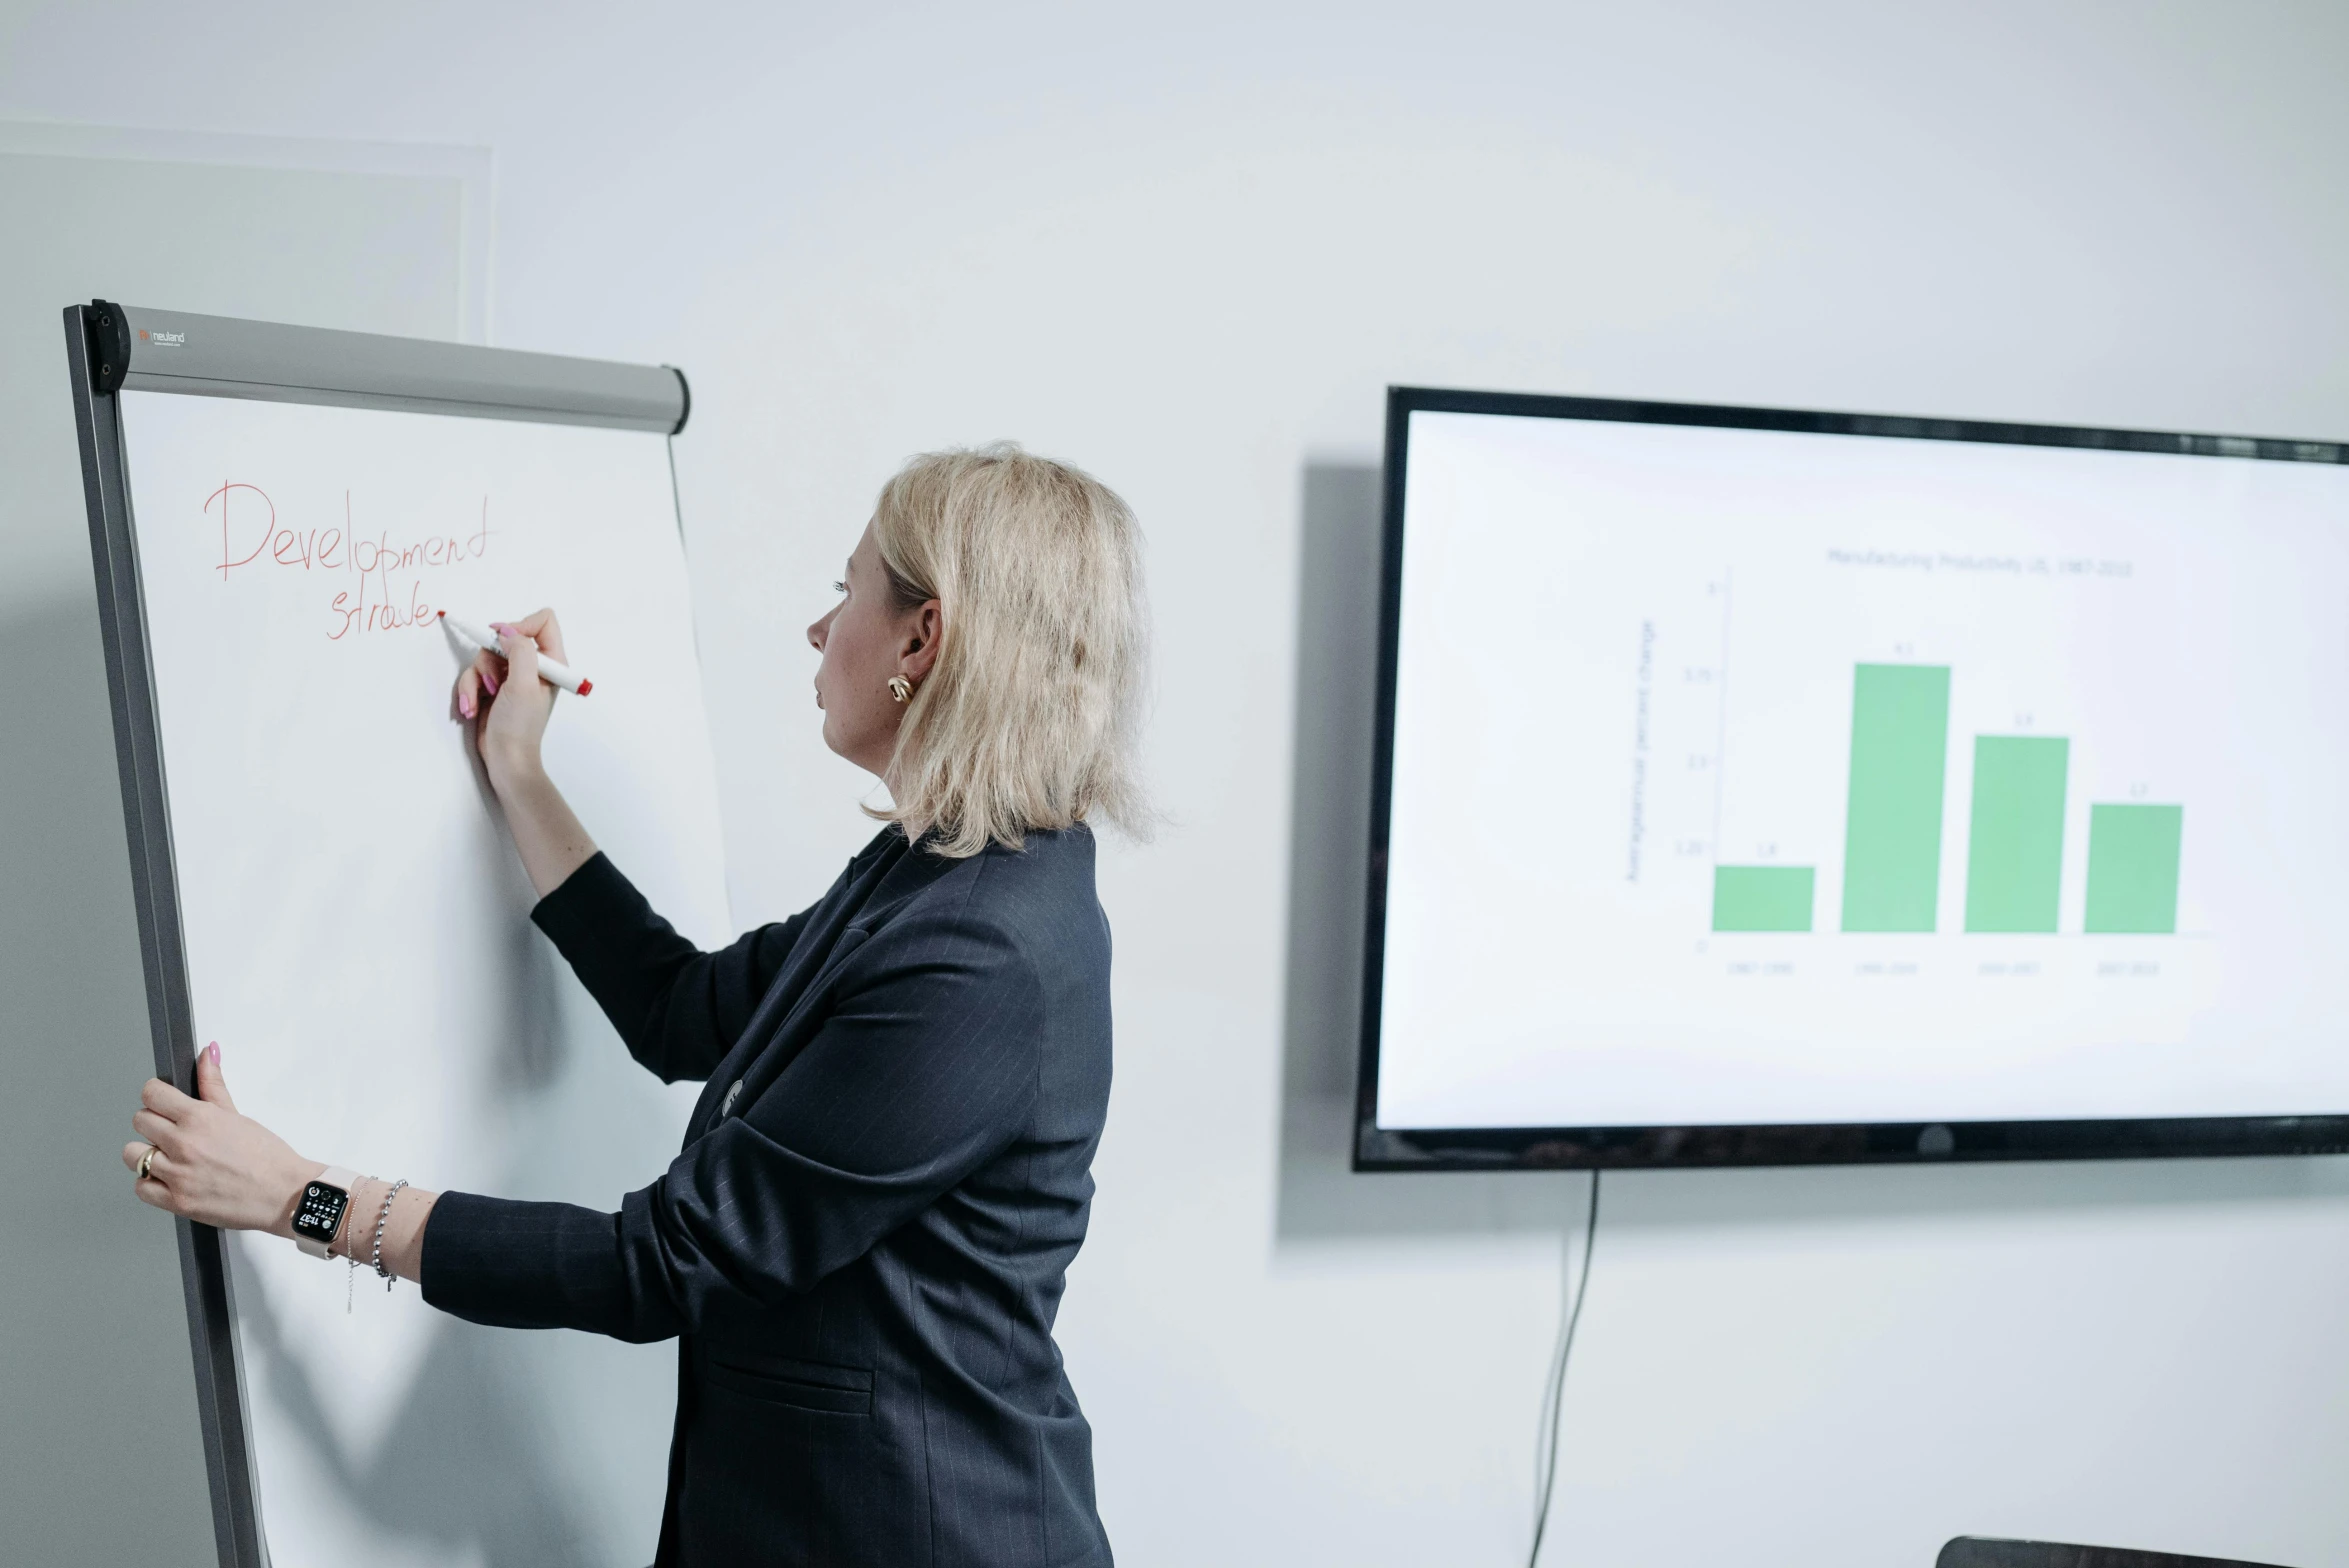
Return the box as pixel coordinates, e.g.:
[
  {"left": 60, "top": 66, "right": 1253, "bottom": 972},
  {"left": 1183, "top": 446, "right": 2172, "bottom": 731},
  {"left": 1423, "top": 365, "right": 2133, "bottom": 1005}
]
[{"left": 1528, "top": 1169, "right": 1602, "bottom": 1568}]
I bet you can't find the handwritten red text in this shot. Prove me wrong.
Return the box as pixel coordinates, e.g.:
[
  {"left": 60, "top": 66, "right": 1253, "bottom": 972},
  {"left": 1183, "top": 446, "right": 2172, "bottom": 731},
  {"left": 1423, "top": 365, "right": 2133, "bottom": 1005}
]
[{"left": 206, "top": 483, "right": 494, "bottom": 641}]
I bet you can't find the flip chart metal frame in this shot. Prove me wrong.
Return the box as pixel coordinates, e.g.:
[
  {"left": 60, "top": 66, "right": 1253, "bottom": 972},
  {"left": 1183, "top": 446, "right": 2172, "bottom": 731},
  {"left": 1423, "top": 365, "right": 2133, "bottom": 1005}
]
[
  {"left": 63, "top": 302, "right": 690, "bottom": 1567},
  {"left": 1357, "top": 383, "right": 2349, "bottom": 1174}
]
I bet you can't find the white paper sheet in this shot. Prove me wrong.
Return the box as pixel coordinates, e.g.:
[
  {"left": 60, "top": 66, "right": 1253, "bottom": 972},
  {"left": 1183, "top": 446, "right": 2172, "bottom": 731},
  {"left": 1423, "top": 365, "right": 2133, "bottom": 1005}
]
[{"left": 120, "top": 390, "right": 731, "bottom": 1567}]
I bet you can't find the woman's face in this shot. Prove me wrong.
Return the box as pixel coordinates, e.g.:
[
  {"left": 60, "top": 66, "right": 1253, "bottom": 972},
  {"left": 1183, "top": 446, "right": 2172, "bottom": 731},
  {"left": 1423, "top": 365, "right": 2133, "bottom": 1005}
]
[{"left": 807, "top": 523, "right": 936, "bottom": 777}]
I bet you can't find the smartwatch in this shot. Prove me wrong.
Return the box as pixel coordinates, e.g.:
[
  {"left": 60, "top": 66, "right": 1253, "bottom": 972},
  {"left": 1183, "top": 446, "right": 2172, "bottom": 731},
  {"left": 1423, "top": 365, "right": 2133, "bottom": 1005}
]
[{"left": 292, "top": 1166, "right": 361, "bottom": 1259}]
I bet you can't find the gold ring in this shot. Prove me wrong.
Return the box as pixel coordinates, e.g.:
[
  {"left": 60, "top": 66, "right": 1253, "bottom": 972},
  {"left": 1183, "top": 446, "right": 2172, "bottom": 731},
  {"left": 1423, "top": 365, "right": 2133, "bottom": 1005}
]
[{"left": 137, "top": 1147, "right": 157, "bottom": 1182}]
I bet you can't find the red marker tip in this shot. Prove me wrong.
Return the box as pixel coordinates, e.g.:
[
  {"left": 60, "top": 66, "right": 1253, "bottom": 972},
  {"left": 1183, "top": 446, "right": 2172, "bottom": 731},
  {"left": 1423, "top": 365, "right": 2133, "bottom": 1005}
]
[
  {"left": 435, "top": 609, "right": 446, "bottom": 619},
  {"left": 576, "top": 679, "right": 593, "bottom": 697}
]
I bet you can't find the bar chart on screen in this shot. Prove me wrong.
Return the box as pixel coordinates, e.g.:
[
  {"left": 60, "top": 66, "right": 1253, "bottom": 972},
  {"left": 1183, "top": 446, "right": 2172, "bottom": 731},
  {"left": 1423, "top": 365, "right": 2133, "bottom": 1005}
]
[
  {"left": 1634, "top": 532, "right": 2198, "bottom": 1009},
  {"left": 1667, "top": 552, "right": 2202, "bottom": 957},
  {"left": 1705, "top": 654, "right": 2188, "bottom": 939},
  {"left": 1377, "top": 408, "right": 2349, "bottom": 1130},
  {"left": 1391, "top": 521, "right": 2233, "bottom": 1126}
]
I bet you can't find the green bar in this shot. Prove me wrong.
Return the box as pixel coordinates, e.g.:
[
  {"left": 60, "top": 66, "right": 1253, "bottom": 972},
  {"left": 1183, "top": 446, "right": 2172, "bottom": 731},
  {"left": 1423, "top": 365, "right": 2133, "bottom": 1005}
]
[
  {"left": 1839, "top": 664, "right": 1951, "bottom": 932},
  {"left": 2083, "top": 804, "right": 2183, "bottom": 933},
  {"left": 1963, "top": 736, "right": 2069, "bottom": 933},
  {"left": 1712, "top": 866, "right": 1815, "bottom": 932}
]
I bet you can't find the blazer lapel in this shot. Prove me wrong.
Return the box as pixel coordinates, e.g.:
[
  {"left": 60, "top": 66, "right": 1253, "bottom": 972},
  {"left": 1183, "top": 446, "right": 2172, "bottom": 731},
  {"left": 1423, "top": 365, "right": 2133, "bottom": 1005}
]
[
  {"left": 706, "top": 842, "right": 962, "bottom": 1130},
  {"left": 681, "top": 832, "right": 909, "bottom": 1139}
]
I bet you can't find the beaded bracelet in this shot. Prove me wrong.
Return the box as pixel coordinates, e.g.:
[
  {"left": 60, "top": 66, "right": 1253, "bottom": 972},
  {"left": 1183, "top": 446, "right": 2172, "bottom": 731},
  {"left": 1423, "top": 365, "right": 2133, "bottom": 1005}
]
[{"left": 369, "top": 1179, "right": 409, "bottom": 1291}]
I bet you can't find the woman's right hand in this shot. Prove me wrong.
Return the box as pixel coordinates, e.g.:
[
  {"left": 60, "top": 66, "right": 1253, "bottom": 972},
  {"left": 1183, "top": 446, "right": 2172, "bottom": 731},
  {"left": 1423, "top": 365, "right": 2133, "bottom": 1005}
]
[
  {"left": 459, "top": 607, "right": 567, "bottom": 790},
  {"left": 456, "top": 607, "right": 600, "bottom": 897}
]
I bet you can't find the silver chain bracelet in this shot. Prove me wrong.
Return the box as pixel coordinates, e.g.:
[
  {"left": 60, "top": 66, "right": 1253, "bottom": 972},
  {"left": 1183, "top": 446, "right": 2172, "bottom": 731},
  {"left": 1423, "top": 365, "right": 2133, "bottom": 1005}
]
[{"left": 369, "top": 1179, "right": 410, "bottom": 1291}]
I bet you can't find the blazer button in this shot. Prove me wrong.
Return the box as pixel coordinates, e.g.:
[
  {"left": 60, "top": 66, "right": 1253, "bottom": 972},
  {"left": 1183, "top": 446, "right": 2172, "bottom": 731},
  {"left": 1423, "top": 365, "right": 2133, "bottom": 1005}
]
[{"left": 721, "top": 1079, "right": 743, "bottom": 1117}]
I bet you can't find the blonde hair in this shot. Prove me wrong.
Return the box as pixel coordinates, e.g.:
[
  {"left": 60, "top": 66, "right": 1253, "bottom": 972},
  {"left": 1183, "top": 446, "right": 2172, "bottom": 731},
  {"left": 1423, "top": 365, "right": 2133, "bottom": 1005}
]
[{"left": 869, "top": 443, "right": 1150, "bottom": 857}]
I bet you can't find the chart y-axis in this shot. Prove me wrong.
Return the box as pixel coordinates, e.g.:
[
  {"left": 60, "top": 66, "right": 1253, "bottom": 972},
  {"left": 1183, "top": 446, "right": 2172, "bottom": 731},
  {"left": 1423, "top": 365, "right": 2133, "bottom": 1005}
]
[{"left": 1709, "top": 568, "right": 1733, "bottom": 867}]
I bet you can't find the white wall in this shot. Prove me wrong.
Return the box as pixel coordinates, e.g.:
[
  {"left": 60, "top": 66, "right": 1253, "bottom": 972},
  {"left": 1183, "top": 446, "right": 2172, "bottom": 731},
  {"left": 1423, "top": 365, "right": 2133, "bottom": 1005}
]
[
  {"left": 6, "top": 2, "right": 2349, "bottom": 1562},
  {"left": 0, "top": 132, "right": 487, "bottom": 1564}
]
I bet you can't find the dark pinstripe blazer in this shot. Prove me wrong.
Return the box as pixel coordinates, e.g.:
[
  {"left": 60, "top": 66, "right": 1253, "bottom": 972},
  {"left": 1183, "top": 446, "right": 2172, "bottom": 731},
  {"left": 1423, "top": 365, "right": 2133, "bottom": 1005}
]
[{"left": 422, "top": 825, "right": 1115, "bottom": 1567}]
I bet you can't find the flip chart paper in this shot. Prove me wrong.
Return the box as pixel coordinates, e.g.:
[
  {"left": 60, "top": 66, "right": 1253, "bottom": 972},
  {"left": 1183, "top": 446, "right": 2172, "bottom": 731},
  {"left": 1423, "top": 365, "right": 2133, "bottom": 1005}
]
[{"left": 119, "top": 390, "right": 729, "bottom": 1566}]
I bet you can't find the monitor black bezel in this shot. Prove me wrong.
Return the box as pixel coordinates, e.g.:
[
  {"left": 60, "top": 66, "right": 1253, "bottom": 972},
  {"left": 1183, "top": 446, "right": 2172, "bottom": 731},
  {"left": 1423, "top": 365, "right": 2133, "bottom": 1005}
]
[{"left": 1355, "top": 384, "right": 2349, "bottom": 1172}]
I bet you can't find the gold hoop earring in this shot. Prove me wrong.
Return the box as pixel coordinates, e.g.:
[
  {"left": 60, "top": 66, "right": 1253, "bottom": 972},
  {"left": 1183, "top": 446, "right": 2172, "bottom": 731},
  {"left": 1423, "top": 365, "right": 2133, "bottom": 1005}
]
[{"left": 887, "top": 675, "right": 913, "bottom": 704}]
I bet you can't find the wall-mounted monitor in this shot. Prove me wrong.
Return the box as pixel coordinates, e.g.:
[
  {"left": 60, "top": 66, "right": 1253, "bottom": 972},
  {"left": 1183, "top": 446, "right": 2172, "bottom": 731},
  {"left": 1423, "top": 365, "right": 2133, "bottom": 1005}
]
[{"left": 1358, "top": 386, "right": 2349, "bottom": 1169}]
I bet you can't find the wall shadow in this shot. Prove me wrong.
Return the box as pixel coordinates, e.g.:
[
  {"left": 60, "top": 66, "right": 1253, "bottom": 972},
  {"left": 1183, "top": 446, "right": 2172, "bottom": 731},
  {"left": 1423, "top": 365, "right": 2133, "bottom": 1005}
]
[
  {"left": 236, "top": 1265, "right": 604, "bottom": 1567},
  {"left": 1268, "top": 460, "right": 2349, "bottom": 1246}
]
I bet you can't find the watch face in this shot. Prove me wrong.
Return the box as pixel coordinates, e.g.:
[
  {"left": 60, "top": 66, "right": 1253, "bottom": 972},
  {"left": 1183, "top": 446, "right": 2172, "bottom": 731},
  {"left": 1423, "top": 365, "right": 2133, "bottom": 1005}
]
[{"left": 292, "top": 1180, "right": 348, "bottom": 1242}]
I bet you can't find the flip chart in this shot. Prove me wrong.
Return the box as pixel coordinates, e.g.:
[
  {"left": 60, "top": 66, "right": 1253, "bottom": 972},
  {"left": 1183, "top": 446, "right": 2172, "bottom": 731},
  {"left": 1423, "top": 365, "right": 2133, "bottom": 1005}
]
[{"left": 117, "top": 387, "right": 727, "bottom": 1567}]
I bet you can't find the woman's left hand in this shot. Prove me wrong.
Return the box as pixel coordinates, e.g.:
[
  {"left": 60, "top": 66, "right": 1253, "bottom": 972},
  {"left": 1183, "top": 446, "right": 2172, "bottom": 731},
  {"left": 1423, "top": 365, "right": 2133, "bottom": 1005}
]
[{"left": 123, "top": 1042, "right": 318, "bottom": 1237}]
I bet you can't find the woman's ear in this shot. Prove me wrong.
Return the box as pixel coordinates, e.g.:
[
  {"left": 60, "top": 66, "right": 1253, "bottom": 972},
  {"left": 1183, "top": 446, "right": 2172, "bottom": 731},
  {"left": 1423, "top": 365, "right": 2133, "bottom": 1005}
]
[{"left": 899, "top": 599, "right": 943, "bottom": 682}]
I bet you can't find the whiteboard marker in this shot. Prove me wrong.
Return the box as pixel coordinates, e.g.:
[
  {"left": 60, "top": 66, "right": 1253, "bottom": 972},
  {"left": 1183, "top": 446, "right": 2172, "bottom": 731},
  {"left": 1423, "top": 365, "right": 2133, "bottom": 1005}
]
[{"left": 438, "top": 611, "right": 593, "bottom": 696}]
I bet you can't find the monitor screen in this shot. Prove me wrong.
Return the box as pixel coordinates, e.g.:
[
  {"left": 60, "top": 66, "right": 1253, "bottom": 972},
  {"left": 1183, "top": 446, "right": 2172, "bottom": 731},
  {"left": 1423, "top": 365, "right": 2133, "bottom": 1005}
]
[{"left": 1360, "top": 388, "right": 2349, "bottom": 1168}]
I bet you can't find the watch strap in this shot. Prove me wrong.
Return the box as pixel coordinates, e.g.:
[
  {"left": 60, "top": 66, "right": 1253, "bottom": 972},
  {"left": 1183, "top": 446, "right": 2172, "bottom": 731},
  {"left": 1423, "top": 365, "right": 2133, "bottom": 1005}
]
[{"left": 295, "top": 1166, "right": 362, "bottom": 1259}]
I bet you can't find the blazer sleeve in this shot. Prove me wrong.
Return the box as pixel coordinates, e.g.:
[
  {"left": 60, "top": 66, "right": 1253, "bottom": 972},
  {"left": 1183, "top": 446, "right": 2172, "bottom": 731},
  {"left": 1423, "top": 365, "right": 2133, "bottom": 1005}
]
[
  {"left": 531, "top": 851, "right": 812, "bottom": 1085},
  {"left": 421, "top": 884, "right": 1043, "bottom": 1342}
]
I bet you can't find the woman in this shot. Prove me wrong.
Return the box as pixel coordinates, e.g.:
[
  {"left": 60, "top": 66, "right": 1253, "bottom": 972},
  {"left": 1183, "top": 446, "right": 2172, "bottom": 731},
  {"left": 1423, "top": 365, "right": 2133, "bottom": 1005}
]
[{"left": 121, "top": 445, "right": 1146, "bottom": 1567}]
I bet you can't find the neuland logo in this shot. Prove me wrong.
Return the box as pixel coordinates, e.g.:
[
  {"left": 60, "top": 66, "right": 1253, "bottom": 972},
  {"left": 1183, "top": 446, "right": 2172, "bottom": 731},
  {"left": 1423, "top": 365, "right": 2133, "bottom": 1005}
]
[{"left": 136, "top": 327, "right": 185, "bottom": 346}]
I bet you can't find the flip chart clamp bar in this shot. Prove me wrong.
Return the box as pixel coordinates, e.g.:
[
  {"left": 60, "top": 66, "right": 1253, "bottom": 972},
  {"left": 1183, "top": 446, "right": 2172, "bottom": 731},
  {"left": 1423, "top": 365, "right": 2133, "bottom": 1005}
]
[{"left": 71, "top": 301, "right": 690, "bottom": 433}]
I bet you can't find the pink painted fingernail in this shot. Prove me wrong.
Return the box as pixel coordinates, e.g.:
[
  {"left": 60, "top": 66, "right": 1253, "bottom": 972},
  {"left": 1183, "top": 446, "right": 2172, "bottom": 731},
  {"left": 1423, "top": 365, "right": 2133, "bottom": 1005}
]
[
  {"left": 491, "top": 622, "right": 515, "bottom": 636},
  {"left": 205, "top": 1041, "right": 220, "bottom": 1065},
  {"left": 484, "top": 671, "right": 499, "bottom": 695},
  {"left": 460, "top": 693, "right": 476, "bottom": 719}
]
